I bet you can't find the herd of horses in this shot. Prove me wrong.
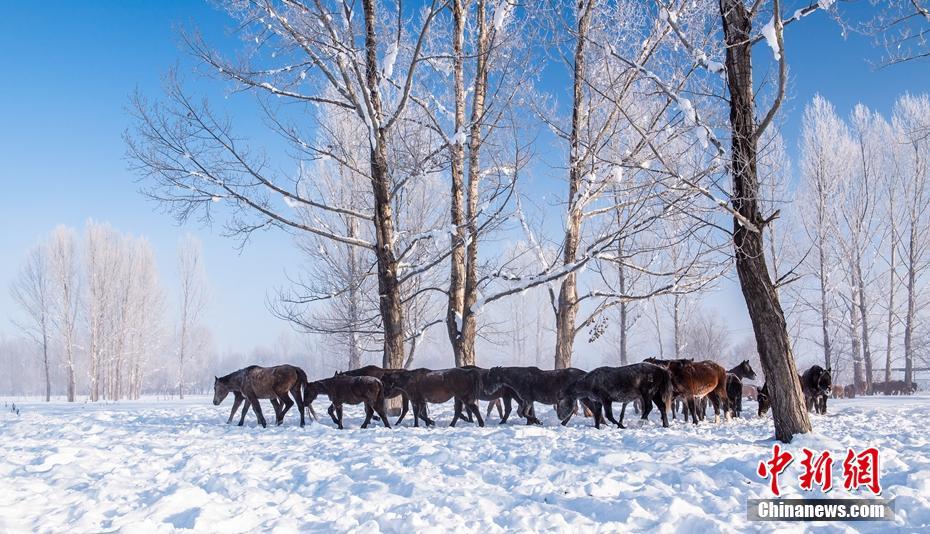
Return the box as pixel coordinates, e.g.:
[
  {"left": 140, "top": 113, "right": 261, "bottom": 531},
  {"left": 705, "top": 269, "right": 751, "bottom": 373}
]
[{"left": 211, "top": 358, "right": 880, "bottom": 430}]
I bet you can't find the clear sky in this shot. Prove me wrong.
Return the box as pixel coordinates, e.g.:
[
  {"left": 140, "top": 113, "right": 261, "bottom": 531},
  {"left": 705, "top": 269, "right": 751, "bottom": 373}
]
[{"left": 1, "top": 1, "right": 929, "bottom": 356}]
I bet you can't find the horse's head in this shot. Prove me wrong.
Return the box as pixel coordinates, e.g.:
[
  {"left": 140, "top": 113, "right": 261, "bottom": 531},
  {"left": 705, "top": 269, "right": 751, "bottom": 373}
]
[
  {"left": 482, "top": 367, "right": 509, "bottom": 396},
  {"left": 213, "top": 376, "right": 230, "bottom": 406},
  {"left": 304, "top": 381, "right": 321, "bottom": 402},
  {"left": 739, "top": 360, "right": 757, "bottom": 380},
  {"left": 555, "top": 397, "right": 576, "bottom": 422}
]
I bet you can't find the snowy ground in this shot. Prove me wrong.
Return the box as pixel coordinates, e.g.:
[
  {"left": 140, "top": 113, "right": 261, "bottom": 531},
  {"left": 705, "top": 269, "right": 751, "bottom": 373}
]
[{"left": 0, "top": 394, "right": 927, "bottom": 533}]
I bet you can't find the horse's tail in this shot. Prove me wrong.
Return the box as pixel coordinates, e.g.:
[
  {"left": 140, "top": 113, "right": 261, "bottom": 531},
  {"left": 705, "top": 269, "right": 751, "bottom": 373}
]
[
  {"left": 660, "top": 368, "right": 673, "bottom": 415},
  {"left": 296, "top": 366, "right": 310, "bottom": 418}
]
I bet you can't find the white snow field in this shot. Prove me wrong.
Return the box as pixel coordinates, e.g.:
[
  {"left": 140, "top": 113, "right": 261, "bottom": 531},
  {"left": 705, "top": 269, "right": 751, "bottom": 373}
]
[{"left": 0, "top": 394, "right": 927, "bottom": 533}]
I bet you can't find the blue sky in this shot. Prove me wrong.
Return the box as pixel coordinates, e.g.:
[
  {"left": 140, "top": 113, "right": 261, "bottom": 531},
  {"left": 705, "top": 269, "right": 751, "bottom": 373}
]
[{"left": 1, "top": 1, "right": 929, "bottom": 355}]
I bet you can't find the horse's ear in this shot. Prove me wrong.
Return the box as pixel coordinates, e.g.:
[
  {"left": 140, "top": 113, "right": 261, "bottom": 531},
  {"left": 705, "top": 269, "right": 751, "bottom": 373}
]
[{"left": 214, "top": 375, "right": 218, "bottom": 381}]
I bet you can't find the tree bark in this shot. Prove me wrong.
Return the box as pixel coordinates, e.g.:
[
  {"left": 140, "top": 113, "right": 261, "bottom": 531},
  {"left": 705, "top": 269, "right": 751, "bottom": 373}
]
[
  {"left": 720, "top": 0, "right": 810, "bottom": 442},
  {"left": 363, "top": 0, "right": 405, "bottom": 372},
  {"left": 849, "top": 294, "right": 864, "bottom": 389},
  {"left": 904, "top": 225, "right": 917, "bottom": 387},
  {"left": 446, "top": 0, "right": 468, "bottom": 367},
  {"left": 884, "top": 223, "right": 896, "bottom": 384},
  {"left": 554, "top": 0, "right": 594, "bottom": 370},
  {"left": 854, "top": 254, "right": 874, "bottom": 389}
]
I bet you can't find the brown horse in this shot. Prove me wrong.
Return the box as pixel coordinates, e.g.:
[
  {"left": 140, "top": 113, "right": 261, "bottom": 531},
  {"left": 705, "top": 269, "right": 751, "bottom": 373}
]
[
  {"left": 305, "top": 376, "right": 391, "bottom": 429},
  {"left": 831, "top": 385, "right": 845, "bottom": 399},
  {"left": 381, "top": 367, "right": 484, "bottom": 427},
  {"left": 213, "top": 364, "right": 308, "bottom": 428},
  {"left": 645, "top": 358, "right": 728, "bottom": 424}
]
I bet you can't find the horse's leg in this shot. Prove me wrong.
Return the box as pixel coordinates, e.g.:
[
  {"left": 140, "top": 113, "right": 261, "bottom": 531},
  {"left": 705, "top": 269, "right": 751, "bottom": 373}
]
[
  {"left": 450, "top": 398, "right": 463, "bottom": 427},
  {"left": 336, "top": 404, "right": 345, "bottom": 430},
  {"left": 688, "top": 398, "right": 699, "bottom": 425},
  {"left": 654, "top": 394, "right": 669, "bottom": 428},
  {"left": 710, "top": 394, "right": 721, "bottom": 424},
  {"left": 327, "top": 403, "right": 339, "bottom": 426},
  {"left": 291, "top": 385, "right": 305, "bottom": 427},
  {"left": 500, "top": 396, "right": 513, "bottom": 424},
  {"left": 469, "top": 401, "right": 485, "bottom": 427},
  {"left": 249, "top": 394, "right": 267, "bottom": 428},
  {"left": 641, "top": 394, "right": 654, "bottom": 424},
  {"left": 238, "top": 397, "right": 250, "bottom": 426},
  {"left": 394, "top": 395, "right": 409, "bottom": 426},
  {"left": 603, "top": 399, "right": 622, "bottom": 428},
  {"left": 362, "top": 402, "right": 374, "bottom": 429},
  {"left": 227, "top": 394, "right": 243, "bottom": 424},
  {"left": 277, "top": 395, "right": 293, "bottom": 426},
  {"left": 375, "top": 398, "right": 392, "bottom": 429},
  {"left": 619, "top": 402, "right": 627, "bottom": 426},
  {"left": 270, "top": 398, "right": 283, "bottom": 423}
]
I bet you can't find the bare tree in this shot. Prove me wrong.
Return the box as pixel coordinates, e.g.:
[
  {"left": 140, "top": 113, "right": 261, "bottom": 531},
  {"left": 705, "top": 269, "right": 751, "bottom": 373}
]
[
  {"left": 892, "top": 94, "right": 930, "bottom": 388},
  {"left": 48, "top": 225, "right": 81, "bottom": 401},
  {"left": 127, "top": 0, "right": 450, "bottom": 373},
  {"left": 797, "top": 95, "right": 849, "bottom": 372},
  {"left": 10, "top": 244, "right": 54, "bottom": 401},
  {"left": 176, "top": 234, "right": 207, "bottom": 399}
]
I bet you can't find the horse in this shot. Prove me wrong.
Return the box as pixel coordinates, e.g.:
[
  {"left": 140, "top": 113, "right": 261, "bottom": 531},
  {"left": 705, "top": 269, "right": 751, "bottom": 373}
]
[
  {"left": 562, "top": 363, "right": 672, "bottom": 429},
  {"left": 742, "top": 383, "right": 758, "bottom": 401},
  {"left": 482, "top": 366, "right": 589, "bottom": 425},
  {"left": 757, "top": 381, "right": 770, "bottom": 417},
  {"left": 460, "top": 365, "right": 517, "bottom": 424},
  {"left": 844, "top": 383, "right": 857, "bottom": 399},
  {"left": 800, "top": 365, "right": 832, "bottom": 415},
  {"left": 645, "top": 357, "right": 728, "bottom": 424},
  {"left": 380, "top": 367, "right": 484, "bottom": 427},
  {"left": 213, "top": 364, "right": 308, "bottom": 428},
  {"left": 725, "top": 360, "right": 757, "bottom": 418},
  {"left": 305, "top": 375, "right": 391, "bottom": 429},
  {"left": 337, "top": 365, "right": 425, "bottom": 425},
  {"left": 831, "top": 385, "right": 845, "bottom": 399}
]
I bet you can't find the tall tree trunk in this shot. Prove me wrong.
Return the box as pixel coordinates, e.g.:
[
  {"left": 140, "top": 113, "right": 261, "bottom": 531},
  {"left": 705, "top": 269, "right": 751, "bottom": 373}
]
[
  {"left": 884, "top": 225, "right": 896, "bottom": 384},
  {"left": 554, "top": 0, "right": 594, "bottom": 369},
  {"left": 347, "top": 216, "right": 362, "bottom": 370},
  {"left": 904, "top": 226, "right": 917, "bottom": 387},
  {"left": 460, "top": 0, "right": 489, "bottom": 367},
  {"left": 43, "top": 331, "right": 50, "bottom": 402},
  {"left": 363, "top": 0, "right": 405, "bottom": 373},
  {"left": 817, "top": 236, "right": 834, "bottom": 370},
  {"left": 720, "top": 0, "right": 810, "bottom": 442},
  {"left": 855, "top": 254, "right": 874, "bottom": 389},
  {"left": 673, "top": 294, "right": 683, "bottom": 358},
  {"left": 66, "top": 338, "right": 75, "bottom": 402},
  {"left": 849, "top": 295, "right": 864, "bottom": 389},
  {"left": 446, "top": 0, "right": 468, "bottom": 367}
]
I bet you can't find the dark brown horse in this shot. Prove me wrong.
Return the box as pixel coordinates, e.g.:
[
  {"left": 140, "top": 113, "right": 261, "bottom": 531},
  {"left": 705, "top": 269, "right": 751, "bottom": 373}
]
[
  {"left": 482, "top": 366, "right": 589, "bottom": 425},
  {"left": 337, "top": 365, "right": 422, "bottom": 424},
  {"left": 461, "top": 365, "right": 516, "bottom": 423},
  {"left": 645, "top": 357, "right": 728, "bottom": 425},
  {"left": 213, "top": 364, "right": 308, "bottom": 428},
  {"left": 305, "top": 376, "right": 391, "bottom": 429},
  {"left": 380, "top": 367, "right": 484, "bottom": 427},
  {"left": 564, "top": 363, "right": 673, "bottom": 429}
]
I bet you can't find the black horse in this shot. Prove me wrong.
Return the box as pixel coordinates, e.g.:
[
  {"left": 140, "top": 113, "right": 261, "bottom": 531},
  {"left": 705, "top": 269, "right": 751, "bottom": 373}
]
[
  {"left": 563, "top": 363, "right": 673, "bottom": 429},
  {"left": 801, "top": 365, "right": 832, "bottom": 415}
]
